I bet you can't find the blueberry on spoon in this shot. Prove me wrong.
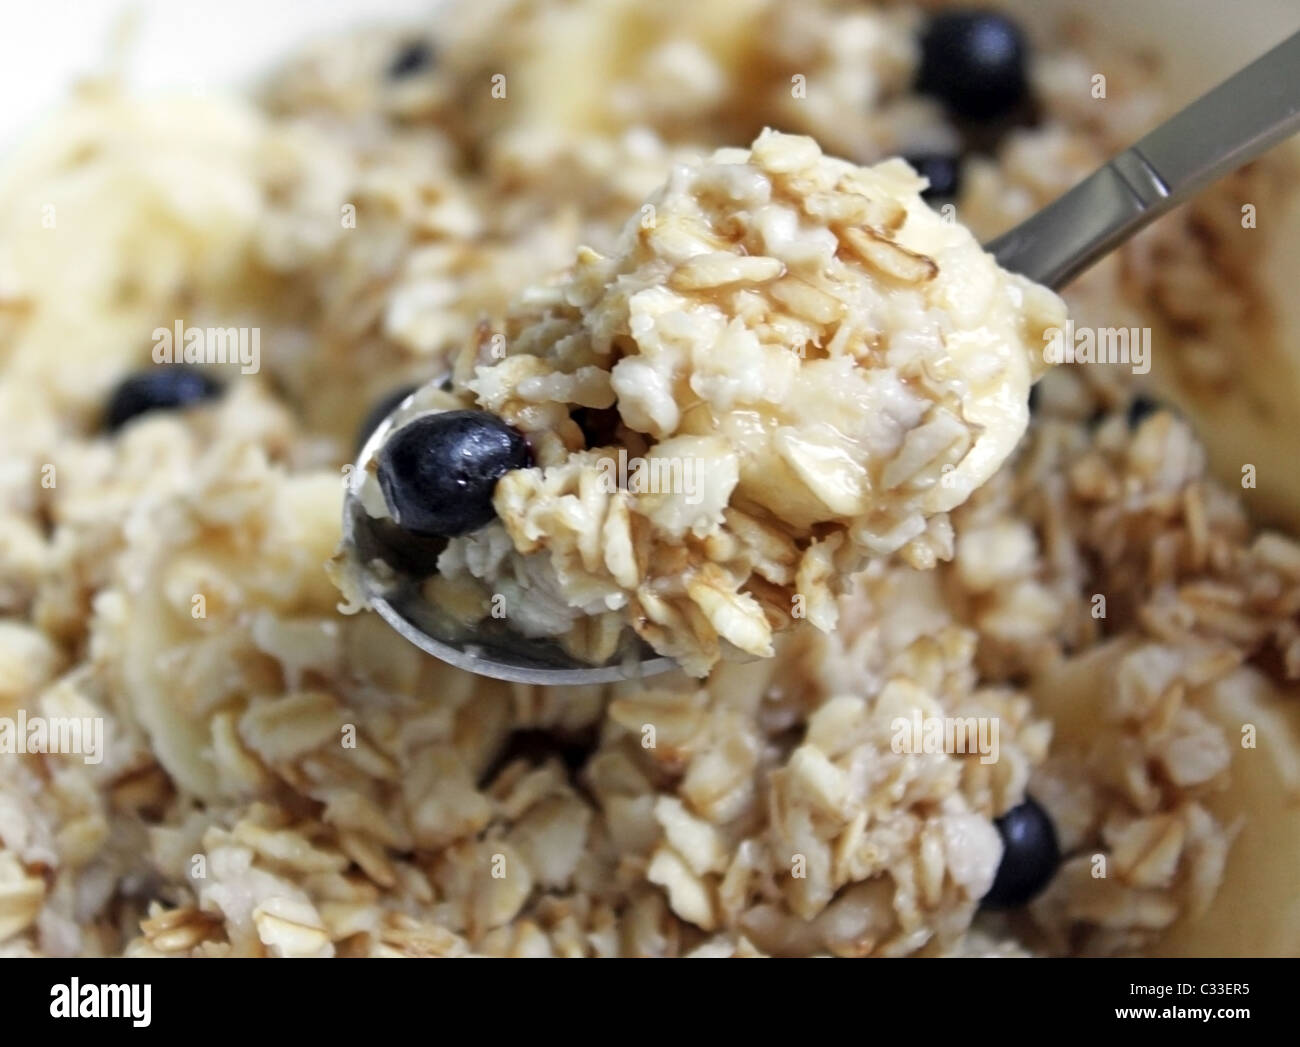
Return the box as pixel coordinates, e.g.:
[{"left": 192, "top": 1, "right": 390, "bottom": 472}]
[
  {"left": 377, "top": 410, "right": 531, "bottom": 537},
  {"left": 982, "top": 796, "right": 1060, "bottom": 909}
]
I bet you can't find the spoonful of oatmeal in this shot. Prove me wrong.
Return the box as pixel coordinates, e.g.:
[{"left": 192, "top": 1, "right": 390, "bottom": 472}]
[{"left": 334, "top": 31, "right": 1300, "bottom": 684}]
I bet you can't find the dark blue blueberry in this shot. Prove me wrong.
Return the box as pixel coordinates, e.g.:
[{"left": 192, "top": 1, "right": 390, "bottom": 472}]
[
  {"left": 387, "top": 39, "right": 435, "bottom": 80},
  {"left": 1126, "top": 394, "right": 1159, "bottom": 430},
  {"left": 905, "top": 153, "right": 962, "bottom": 201},
  {"left": 355, "top": 384, "right": 418, "bottom": 453},
  {"left": 104, "top": 365, "right": 222, "bottom": 432},
  {"left": 377, "top": 410, "right": 531, "bottom": 537},
  {"left": 916, "top": 11, "right": 1029, "bottom": 122},
  {"left": 982, "top": 796, "right": 1060, "bottom": 909}
]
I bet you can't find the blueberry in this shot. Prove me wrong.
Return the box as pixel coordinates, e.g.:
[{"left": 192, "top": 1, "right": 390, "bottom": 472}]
[
  {"left": 387, "top": 39, "right": 434, "bottom": 80},
  {"left": 104, "top": 365, "right": 222, "bottom": 432},
  {"left": 982, "top": 797, "right": 1060, "bottom": 909},
  {"left": 1126, "top": 394, "right": 1159, "bottom": 430},
  {"left": 904, "top": 153, "right": 962, "bottom": 201},
  {"left": 916, "top": 11, "right": 1029, "bottom": 122},
  {"left": 355, "top": 384, "right": 418, "bottom": 453},
  {"left": 376, "top": 410, "right": 531, "bottom": 537}
]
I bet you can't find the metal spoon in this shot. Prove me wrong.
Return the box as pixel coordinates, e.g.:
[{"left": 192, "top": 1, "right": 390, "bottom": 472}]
[
  {"left": 343, "top": 404, "right": 679, "bottom": 685},
  {"left": 342, "top": 30, "right": 1300, "bottom": 685}
]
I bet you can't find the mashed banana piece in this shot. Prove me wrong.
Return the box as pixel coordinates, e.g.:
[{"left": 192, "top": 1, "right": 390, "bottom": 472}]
[{"left": 408, "top": 130, "right": 1066, "bottom": 674}]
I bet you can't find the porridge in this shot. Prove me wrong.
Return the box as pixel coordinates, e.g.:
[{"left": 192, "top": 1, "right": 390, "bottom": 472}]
[
  {"left": 0, "top": 0, "right": 1298, "bottom": 958},
  {"left": 346, "top": 129, "right": 1067, "bottom": 675}
]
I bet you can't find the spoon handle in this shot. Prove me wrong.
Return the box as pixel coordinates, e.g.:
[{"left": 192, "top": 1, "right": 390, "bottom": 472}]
[{"left": 987, "top": 30, "right": 1300, "bottom": 290}]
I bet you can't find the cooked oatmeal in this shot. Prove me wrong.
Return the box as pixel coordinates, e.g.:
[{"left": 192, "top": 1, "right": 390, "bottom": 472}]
[
  {"left": 1, "top": 0, "right": 1298, "bottom": 959},
  {"left": 351, "top": 129, "right": 1067, "bottom": 675}
]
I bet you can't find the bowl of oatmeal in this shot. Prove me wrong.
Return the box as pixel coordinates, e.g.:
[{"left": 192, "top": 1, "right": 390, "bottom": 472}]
[{"left": 1, "top": 0, "right": 1298, "bottom": 958}]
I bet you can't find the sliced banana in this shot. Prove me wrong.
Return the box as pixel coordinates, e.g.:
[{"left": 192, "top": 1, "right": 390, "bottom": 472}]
[
  {"left": 1032, "top": 639, "right": 1300, "bottom": 956},
  {"left": 106, "top": 469, "right": 345, "bottom": 801},
  {"left": 1148, "top": 667, "right": 1300, "bottom": 956}
]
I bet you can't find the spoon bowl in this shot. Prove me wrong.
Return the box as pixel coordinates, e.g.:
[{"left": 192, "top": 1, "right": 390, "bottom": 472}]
[{"left": 342, "top": 392, "right": 679, "bottom": 684}]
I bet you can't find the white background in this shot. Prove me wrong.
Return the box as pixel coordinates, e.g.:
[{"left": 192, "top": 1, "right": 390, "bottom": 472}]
[{"left": 1, "top": 0, "right": 1298, "bottom": 150}]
